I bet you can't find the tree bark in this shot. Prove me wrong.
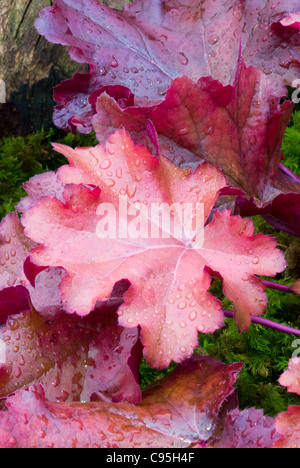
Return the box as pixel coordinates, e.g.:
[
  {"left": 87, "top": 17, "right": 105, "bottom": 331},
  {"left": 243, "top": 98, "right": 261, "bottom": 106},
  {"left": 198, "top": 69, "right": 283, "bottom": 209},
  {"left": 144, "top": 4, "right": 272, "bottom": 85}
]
[{"left": 0, "top": 0, "right": 133, "bottom": 137}]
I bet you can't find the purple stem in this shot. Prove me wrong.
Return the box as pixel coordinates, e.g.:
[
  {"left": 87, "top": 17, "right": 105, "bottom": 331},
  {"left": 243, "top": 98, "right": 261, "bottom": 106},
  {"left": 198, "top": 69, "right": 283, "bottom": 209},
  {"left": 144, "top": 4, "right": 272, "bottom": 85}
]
[
  {"left": 262, "top": 280, "right": 295, "bottom": 294},
  {"left": 223, "top": 310, "right": 300, "bottom": 336},
  {"left": 279, "top": 163, "right": 300, "bottom": 184}
]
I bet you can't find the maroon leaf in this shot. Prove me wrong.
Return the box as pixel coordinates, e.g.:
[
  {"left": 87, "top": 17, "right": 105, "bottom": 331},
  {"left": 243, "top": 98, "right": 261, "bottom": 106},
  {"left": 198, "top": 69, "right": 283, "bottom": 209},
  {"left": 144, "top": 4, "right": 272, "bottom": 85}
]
[
  {"left": 80, "top": 322, "right": 142, "bottom": 404},
  {"left": 35, "top": 0, "right": 300, "bottom": 133},
  {"left": 0, "top": 356, "right": 242, "bottom": 448},
  {"left": 0, "top": 301, "right": 142, "bottom": 405},
  {"left": 236, "top": 193, "right": 300, "bottom": 237},
  {"left": 93, "top": 59, "right": 299, "bottom": 205},
  {"left": 0, "top": 286, "right": 30, "bottom": 325}
]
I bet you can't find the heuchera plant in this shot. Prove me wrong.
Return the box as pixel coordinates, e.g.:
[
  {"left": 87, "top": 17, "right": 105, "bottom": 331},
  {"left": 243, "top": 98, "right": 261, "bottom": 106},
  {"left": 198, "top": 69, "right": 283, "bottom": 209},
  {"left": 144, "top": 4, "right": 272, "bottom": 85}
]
[{"left": 0, "top": 0, "right": 299, "bottom": 448}]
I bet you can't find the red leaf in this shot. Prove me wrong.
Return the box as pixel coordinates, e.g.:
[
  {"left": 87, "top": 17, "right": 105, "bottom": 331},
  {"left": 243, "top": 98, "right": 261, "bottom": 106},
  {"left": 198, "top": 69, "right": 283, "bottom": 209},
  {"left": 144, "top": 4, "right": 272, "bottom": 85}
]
[
  {"left": 93, "top": 59, "right": 298, "bottom": 205},
  {"left": 0, "top": 356, "right": 242, "bottom": 448},
  {"left": 35, "top": 0, "right": 300, "bottom": 132},
  {"left": 21, "top": 129, "right": 286, "bottom": 368},
  {"left": 236, "top": 193, "right": 300, "bottom": 238}
]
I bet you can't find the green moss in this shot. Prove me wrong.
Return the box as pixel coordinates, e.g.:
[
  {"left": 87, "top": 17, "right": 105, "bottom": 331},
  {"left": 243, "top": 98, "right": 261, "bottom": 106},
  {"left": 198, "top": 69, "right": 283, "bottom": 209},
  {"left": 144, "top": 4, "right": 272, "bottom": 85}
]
[
  {"left": 281, "top": 110, "right": 300, "bottom": 177},
  {"left": 0, "top": 128, "right": 97, "bottom": 219}
]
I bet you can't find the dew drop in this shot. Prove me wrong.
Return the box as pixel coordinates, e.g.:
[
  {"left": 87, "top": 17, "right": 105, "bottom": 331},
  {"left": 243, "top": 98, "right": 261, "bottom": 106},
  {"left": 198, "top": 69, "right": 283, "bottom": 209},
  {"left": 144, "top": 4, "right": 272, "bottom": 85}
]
[
  {"left": 105, "top": 178, "right": 116, "bottom": 187},
  {"left": 19, "top": 355, "right": 25, "bottom": 366},
  {"left": 208, "top": 34, "right": 219, "bottom": 45},
  {"left": 177, "top": 52, "right": 189, "bottom": 65},
  {"left": 7, "top": 318, "right": 19, "bottom": 331},
  {"left": 263, "top": 66, "right": 273, "bottom": 75},
  {"left": 179, "top": 321, "right": 186, "bottom": 328},
  {"left": 126, "top": 183, "right": 137, "bottom": 199},
  {"left": 52, "top": 376, "right": 60, "bottom": 388},
  {"left": 100, "top": 159, "right": 111, "bottom": 169},
  {"left": 14, "top": 367, "right": 22, "bottom": 378},
  {"left": 279, "top": 60, "right": 290, "bottom": 69},
  {"left": 116, "top": 167, "right": 122, "bottom": 178},
  {"left": 178, "top": 127, "right": 189, "bottom": 135},
  {"left": 189, "top": 310, "right": 197, "bottom": 321},
  {"left": 248, "top": 134, "right": 257, "bottom": 145},
  {"left": 180, "top": 346, "right": 186, "bottom": 353},
  {"left": 204, "top": 125, "right": 214, "bottom": 135},
  {"left": 111, "top": 57, "right": 119, "bottom": 68},
  {"left": 99, "top": 67, "right": 108, "bottom": 76},
  {"left": 252, "top": 256, "right": 259, "bottom": 264},
  {"left": 177, "top": 301, "right": 187, "bottom": 310}
]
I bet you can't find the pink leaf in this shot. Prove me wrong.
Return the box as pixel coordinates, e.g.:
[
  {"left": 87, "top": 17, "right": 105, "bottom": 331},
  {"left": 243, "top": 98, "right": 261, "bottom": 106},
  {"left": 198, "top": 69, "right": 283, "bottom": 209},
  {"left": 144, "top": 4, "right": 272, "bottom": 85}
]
[
  {"left": 35, "top": 0, "right": 300, "bottom": 132},
  {"left": 274, "top": 358, "right": 300, "bottom": 447},
  {"left": 278, "top": 358, "right": 300, "bottom": 395},
  {"left": 0, "top": 213, "right": 35, "bottom": 289},
  {"left": 16, "top": 172, "right": 65, "bottom": 214},
  {"left": 0, "top": 210, "right": 65, "bottom": 319},
  {"left": 210, "top": 407, "right": 280, "bottom": 448},
  {"left": 0, "top": 356, "right": 242, "bottom": 448},
  {"left": 22, "top": 129, "right": 286, "bottom": 368},
  {"left": 274, "top": 406, "right": 300, "bottom": 448}
]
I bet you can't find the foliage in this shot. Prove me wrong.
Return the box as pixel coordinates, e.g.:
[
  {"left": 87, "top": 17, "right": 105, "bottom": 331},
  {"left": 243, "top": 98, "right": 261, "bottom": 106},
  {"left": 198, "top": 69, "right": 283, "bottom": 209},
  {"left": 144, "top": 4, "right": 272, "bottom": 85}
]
[{"left": 0, "top": 0, "right": 300, "bottom": 448}]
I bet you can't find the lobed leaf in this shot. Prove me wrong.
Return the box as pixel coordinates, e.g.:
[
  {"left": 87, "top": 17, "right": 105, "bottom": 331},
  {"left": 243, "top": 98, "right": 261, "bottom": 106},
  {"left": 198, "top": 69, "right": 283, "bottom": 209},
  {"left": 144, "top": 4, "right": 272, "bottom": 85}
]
[
  {"left": 0, "top": 356, "right": 242, "bottom": 448},
  {"left": 35, "top": 0, "right": 300, "bottom": 133},
  {"left": 21, "top": 129, "right": 286, "bottom": 368},
  {"left": 0, "top": 304, "right": 142, "bottom": 404}
]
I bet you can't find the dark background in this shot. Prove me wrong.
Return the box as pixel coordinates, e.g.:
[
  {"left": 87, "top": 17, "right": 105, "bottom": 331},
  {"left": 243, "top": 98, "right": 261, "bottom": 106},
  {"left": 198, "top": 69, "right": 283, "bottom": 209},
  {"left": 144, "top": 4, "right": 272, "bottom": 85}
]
[{"left": 0, "top": 0, "right": 134, "bottom": 137}]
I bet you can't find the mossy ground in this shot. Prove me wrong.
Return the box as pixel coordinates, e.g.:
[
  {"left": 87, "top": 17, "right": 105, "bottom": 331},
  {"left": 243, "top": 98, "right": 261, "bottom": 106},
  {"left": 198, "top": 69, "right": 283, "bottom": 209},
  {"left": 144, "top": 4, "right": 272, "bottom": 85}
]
[{"left": 0, "top": 112, "right": 299, "bottom": 416}]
